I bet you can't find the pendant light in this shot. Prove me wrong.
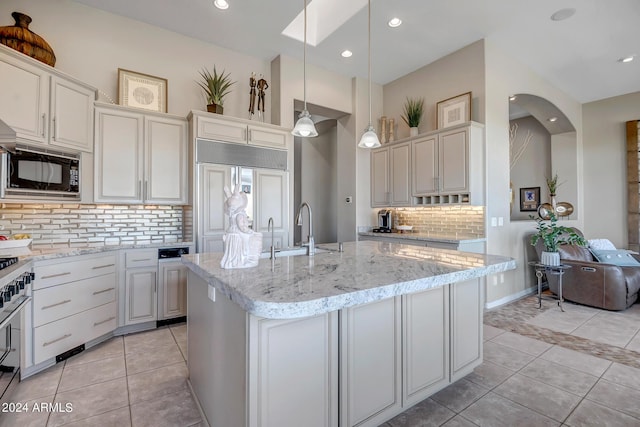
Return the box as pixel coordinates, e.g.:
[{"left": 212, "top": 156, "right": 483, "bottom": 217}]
[
  {"left": 358, "top": 0, "right": 381, "bottom": 148},
  {"left": 291, "top": 0, "right": 318, "bottom": 138}
]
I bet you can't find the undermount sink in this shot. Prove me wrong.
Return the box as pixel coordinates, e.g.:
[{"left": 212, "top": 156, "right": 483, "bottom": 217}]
[{"left": 260, "top": 246, "right": 330, "bottom": 259}]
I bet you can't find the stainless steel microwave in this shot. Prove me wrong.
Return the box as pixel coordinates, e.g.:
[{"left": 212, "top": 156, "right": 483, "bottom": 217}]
[{"left": 1, "top": 146, "right": 80, "bottom": 200}]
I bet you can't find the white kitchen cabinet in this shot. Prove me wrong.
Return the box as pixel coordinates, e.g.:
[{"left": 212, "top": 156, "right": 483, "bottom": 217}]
[
  {"left": 411, "top": 135, "right": 438, "bottom": 195},
  {"left": 340, "top": 297, "right": 402, "bottom": 427},
  {"left": 191, "top": 111, "right": 289, "bottom": 150},
  {"left": 94, "top": 104, "right": 188, "bottom": 204},
  {"left": 32, "top": 253, "right": 117, "bottom": 365},
  {"left": 254, "top": 168, "right": 289, "bottom": 250},
  {"left": 0, "top": 44, "right": 95, "bottom": 152},
  {"left": 188, "top": 270, "right": 339, "bottom": 427},
  {"left": 450, "top": 278, "right": 483, "bottom": 382},
  {"left": 402, "top": 286, "right": 449, "bottom": 407},
  {"left": 158, "top": 260, "right": 187, "bottom": 320},
  {"left": 121, "top": 248, "right": 158, "bottom": 326},
  {"left": 371, "top": 142, "right": 411, "bottom": 207}
]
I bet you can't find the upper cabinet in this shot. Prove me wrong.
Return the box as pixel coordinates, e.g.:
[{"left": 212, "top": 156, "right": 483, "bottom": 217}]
[
  {"left": 371, "top": 122, "right": 484, "bottom": 207},
  {"left": 0, "top": 44, "right": 96, "bottom": 152},
  {"left": 190, "top": 110, "right": 289, "bottom": 150},
  {"left": 94, "top": 104, "right": 188, "bottom": 204}
]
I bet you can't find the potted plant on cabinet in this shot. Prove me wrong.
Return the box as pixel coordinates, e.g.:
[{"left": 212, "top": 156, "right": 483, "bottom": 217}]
[
  {"left": 401, "top": 97, "right": 424, "bottom": 137},
  {"left": 530, "top": 211, "right": 586, "bottom": 266},
  {"left": 198, "top": 67, "right": 235, "bottom": 114}
]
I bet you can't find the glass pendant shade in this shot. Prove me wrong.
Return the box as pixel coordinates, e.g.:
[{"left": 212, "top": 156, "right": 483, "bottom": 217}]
[
  {"left": 358, "top": 125, "right": 380, "bottom": 148},
  {"left": 292, "top": 110, "right": 318, "bottom": 137}
]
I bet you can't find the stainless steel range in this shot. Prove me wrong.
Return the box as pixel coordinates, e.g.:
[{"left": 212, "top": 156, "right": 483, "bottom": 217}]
[{"left": 0, "top": 257, "right": 33, "bottom": 404}]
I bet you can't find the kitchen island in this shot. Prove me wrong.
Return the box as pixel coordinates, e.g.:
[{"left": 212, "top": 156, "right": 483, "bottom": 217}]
[{"left": 182, "top": 241, "right": 515, "bottom": 427}]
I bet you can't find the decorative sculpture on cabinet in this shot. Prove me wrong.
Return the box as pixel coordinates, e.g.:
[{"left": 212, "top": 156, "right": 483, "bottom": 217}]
[{"left": 221, "top": 185, "right": 263, "bottom": 269}]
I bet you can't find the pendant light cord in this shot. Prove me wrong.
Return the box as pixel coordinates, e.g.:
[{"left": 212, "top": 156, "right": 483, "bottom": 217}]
[
  {"left": 367, "top": 0, "right": 372, "bottom": 127},
  {"left": 303, "top": 0, "right": 308, "bottom": 112}
]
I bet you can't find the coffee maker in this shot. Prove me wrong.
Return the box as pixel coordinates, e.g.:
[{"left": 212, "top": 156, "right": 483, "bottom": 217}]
[{"left": 373, "top": 209, "right": 393, "bottom": 232}]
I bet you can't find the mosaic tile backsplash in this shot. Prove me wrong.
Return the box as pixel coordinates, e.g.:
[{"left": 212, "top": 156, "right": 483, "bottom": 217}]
[
  {"left": 0, "top": 203, "right": 185, "bottom": 246},
  {"left": 393, "top": 205, "right": 485, "bottom": 236}
]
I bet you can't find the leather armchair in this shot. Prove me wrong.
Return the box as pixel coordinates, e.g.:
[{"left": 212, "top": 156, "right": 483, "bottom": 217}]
[{"left": 533, "top": 229, "right": 640, "bottom": 311}]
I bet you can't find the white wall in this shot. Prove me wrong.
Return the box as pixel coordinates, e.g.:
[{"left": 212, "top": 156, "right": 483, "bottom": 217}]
[
  {"left": 583, "top": 92, "right": 640, "bottom": 248},
  {"left": 0, "top": 0, "right": 270, "bottom": 120}
]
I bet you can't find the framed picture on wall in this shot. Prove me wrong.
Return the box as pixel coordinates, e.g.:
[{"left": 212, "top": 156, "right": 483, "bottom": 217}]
[
  {"left": 520, "top": 187, "right": 540, "bottom": 211},
  {"left": 436, "top": 91, "right": 471, "bottom": 129},
  {"left": 118, "top": 68, "right": 168, "bottom": 113}
]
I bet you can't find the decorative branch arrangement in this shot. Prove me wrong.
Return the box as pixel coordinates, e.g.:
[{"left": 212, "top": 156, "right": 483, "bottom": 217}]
[{"left": 509, "top": 123, "right": 533, "bottom": 170}]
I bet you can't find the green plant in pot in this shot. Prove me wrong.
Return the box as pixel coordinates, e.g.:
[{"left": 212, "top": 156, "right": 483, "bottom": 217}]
[
  {"left": 198, "top": 67, "right": 235, "bottom": 114},
  {"left": 530, "top": 211, "right": 586, "bottom": 266},
  {"left": 401, "top": 97, "right": 424, "bottom": 136}
]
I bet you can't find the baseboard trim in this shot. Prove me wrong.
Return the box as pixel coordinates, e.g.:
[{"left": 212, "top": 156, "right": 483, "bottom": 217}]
[{"left": 485, "top": 286, "right": 537, "bottom": 310}]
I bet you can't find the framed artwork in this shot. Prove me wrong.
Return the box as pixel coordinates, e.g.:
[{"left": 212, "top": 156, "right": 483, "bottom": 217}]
[
  {"left": 118, "top": 68, "right": 167, "bottom": 113},
  {"left": 436, "top": 91, "right": 471, "bottom": 129},
  {"left": 520, "top": 187, "right": 540, "bottom": 212}
]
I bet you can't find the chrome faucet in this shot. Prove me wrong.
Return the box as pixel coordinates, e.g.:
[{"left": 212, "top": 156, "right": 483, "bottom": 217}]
[
  {"left": 267, "top": 216, "right": 275, "bottom": 259},
  {"left": 296, "top": 202, "right": 315, "bottom": 256}
]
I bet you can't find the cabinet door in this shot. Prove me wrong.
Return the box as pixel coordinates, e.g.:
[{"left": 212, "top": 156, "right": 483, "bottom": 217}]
[
  {"left": 125, "top": 267, "right": 157, "bottom": 325},
  {"left": 94, "top": 107, "right": 144, "bottom": 202},
  {"left": 450, "top": 278, "right": 482, "bottom": 382},
  {"left": 145, "top": 116, "right": 188, "bottom": 204},
  {"left": 371, "top": 148, "right": 390, "bottom": 207},
  {"left": 159, "top": 261, "right": 187, "bottom": 320},
  {"left": 439, "top": 128, "right": 469, "bottom": 194},
  {"left": 390, "top": 143, "right": 411, "bottom": 206},
  {"left": 340, "top": 297, "right": 402, "bottom": 427},
  {"left": 50, "top": 76, "right": 95, "bottom": 152},
  {"left": 255, "top": 169, "right": 289, "bottom": 250},
  {"left": 0, "top": 53, "right": 48, "bottom": 144},
  {"left": 196, "top": 115, "right": 246, "bottom": 143},
  {"left": 248, "top": 125, "right": 288, "bottom": 149},
  {"left": 403, "top": 287, "right": 450, "bottom": 407},
  {"left": 198, "top": 164, "right": 231, "bottom": 252},
  {"left": 412, "top": 136, "right": 438, "bottom": 195}
]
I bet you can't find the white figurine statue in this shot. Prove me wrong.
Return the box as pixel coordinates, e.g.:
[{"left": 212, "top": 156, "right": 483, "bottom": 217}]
[{"left": 220, "top": 184, "right": 263, "bottom": 269}]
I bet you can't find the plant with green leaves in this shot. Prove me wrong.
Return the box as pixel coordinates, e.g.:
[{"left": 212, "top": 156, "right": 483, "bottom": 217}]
[
  {"left": 546, "top": 173, "right": 560, "bottom": 195},
  {"left": 198, "top": 67, "right": 235, "bottom": 106},
  {"left": 530, "top": 211, "right": 586, "bottom": 252},
  {"left": 401, "top": 97, "right": 424, "bottom": 128}
]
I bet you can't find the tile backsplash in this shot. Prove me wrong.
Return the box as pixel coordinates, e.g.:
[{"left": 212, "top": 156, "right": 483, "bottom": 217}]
[
  {"left": 0, "top": 203, "right": 185, "bottom": 246},
  {"left": 393, "top": 206, "right": 485, "bottom": 236}
]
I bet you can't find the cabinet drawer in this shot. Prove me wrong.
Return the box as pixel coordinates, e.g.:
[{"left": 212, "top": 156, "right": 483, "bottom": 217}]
[
  {"left": 125, "top": 249, "right": 157, "bottom": 268},
  {"left": 197, "top": 117, "right": 246, "bottom": 143},
  {"left": 35, "top": 254, "right": 117, "bottom": 290},
  {"left": 33, "top": 301, "right": 116, "bottom": 364},
  {"left": 33, "top": 273, "right": 116, "bottom": 327}
]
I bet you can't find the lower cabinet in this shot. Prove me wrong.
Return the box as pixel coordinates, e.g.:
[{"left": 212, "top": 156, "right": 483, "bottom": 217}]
[
  {"left": 158, "top": 260, "right": 188, "bottom": 320},
  {"left": 120, "top": 249, "right": 158, "bottom": 326},
  {"left": 450, "top": 278, "right": 483, "bottom": 381}
]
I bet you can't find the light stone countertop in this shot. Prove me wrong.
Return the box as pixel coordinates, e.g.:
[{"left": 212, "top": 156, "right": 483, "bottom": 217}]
[
  {"left": 3, "top": 240, "right": 194, "bottom": 262},
  {"left": 358, "top": 231, "right": 486, "bottom": 244},
  {"left": 181, "top": 240, "right": 515, "bottom": 319}
]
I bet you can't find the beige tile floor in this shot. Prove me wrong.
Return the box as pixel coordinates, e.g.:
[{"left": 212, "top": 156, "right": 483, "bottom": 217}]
[{"left": 3, "top": 296, "right": 640, "bottom": 426}]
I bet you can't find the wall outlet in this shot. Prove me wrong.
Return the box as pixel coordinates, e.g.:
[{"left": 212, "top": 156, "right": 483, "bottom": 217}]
[
  {"left": 208, "top": 285, "right": 216, "bottom": 302},
  {"left": 345, "top": 196, "right": 353, "bottom": 203},
  {"left": 491, "top": 217, "right": 497, "bottom": 227},
  {"left": 498, "top": 217, "right": 504, "bottom": 226}
]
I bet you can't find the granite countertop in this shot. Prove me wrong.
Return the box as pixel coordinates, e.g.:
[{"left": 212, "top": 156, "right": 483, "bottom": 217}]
[
  {"left": 2, "top": 240, "right": 195, "bottom": 262},
  {"left": 181, "top": 241, "right": 515, "bottom": 319},
  {"left": 358, "top": 231, "right": 486, "bottom": 244}
]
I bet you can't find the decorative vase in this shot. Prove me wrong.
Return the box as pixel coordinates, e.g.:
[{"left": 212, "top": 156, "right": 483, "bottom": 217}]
[
  {"left": 0, "top": 12, "right": 56, "bottom": 66},
  {"left": 550, "top": 194, "right": 557, "bottom": 213},
  {"left": 207, "top": 103, "right": 224, "bottom": 114},
  {"left": 388, "top": 118, "right": 395, "bottom": 142},
  {"left": 409, "top": 127, "right": 419, "bottom": 137},
  {"left": 380, "top": 116, "right": 387, "bottom": 144},
  {"left": 540, "top": 251, "right": 560, "bottom": 266}
]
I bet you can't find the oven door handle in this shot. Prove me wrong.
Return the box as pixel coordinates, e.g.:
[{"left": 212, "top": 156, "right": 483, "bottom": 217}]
[{"left": 0, "top": 296, "right": 31, "bottom": 331}]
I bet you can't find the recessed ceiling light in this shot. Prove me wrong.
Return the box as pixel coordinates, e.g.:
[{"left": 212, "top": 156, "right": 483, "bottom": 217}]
[
  {"left": 548, "top": 117, "right": 558, "bottom": 122},
  {"left": 550, "top": 8, "right": 576, "bottom": 21},
  {"left": 341, "top": 50, "right": 353, "bottom": 58},
  {"left": 214, "top": 0, "right": 229, "bottom": 10},
  {"left": 509, "top": 95, "right": 517, "bottom": 101},
  {"left": 619, "top": 54, "right": 636, "bottom": 63},
  {"left": 388, "top": 18, "right": 402, "bottom": 28}
]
